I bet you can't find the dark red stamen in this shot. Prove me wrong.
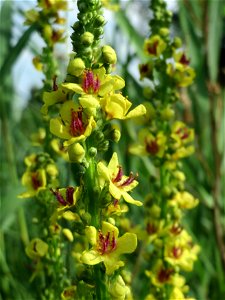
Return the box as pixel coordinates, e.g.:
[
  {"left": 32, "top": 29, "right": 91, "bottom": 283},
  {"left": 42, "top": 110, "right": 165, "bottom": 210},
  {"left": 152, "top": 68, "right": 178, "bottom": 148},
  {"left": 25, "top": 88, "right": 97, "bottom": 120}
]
[
  {"left": 66, "top": 187, "right": 75, "bottom": 205},
  {"left": 31, "top": 173, "right": 41, "bottom": 190},
  {"left": 82, "top": 70, "right": 100, "bottom": 94},
  {"left": 179, "top": 54, "right": 190, "bottom": 65},
  {"left": 172, "top": 246, "right": 182, "bottom": 259},
  {"left": 146, "top": 222, "right": 157, "bottom": 235},
  {"left": 157, "top": 268, "right": 173, "bottom": 283},
  {"left": 145, "top": 139, "right": 159, "bottom": 155},
  {"left": 53, "top": 76, "right": 58, "bottom": 91},
  {"left": 50, "top": 188, "right": 67, "bottom": 206},
  {"left": 119, "top": 172, "right": 137, "bottom": 187},
  {"left": 170, "top": 224, "right": 183, "bottom": 235},
  {"left": 113, "top": 199, "right": 119, "bottom": 207},
  {"left": 98, "top": 231, "right": 117, "bottom": 255},
  {"left": 175, "top": 128, "right": 189, "bottom": 140},
  {"left": 112, "top": 166, "right": 123, "bottom": 183},
  {"left": 147, "top": 41, "right": 159, "bottom": 55},
  {"left": 70, "top": 109, "right": 85, "bottom": 137}
]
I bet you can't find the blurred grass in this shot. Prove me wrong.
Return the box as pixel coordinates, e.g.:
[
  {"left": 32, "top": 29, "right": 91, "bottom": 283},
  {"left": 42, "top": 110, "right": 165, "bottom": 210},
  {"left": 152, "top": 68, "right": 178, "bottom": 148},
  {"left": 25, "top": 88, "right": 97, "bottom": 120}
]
[{"left": 0, "top": 0, "right": 224, "bottom": 299}]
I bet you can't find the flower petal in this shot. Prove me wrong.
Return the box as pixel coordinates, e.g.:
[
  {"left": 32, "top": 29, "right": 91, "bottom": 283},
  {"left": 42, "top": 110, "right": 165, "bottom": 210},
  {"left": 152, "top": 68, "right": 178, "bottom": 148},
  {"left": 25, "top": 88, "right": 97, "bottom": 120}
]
[
  {"left": 61, "top": 82, "right": 84, "bottom": 94},
  {"left": 81, "top": 250, "right": 103, "bottom": 265},
  {"left": 103, "top": 255, "right": 124, "bottom": 275},
  {"left": 101, "top": 221, "right": 119, "bottom": 239},
  {"left": 122, "top": 192, "right": 143, "bottom": 206},
  {"left": 125, "top": 104, "right": 146, "bottom": 119},
  {"left": 116, "top": 233, "right": 137, "bottom": 255}
]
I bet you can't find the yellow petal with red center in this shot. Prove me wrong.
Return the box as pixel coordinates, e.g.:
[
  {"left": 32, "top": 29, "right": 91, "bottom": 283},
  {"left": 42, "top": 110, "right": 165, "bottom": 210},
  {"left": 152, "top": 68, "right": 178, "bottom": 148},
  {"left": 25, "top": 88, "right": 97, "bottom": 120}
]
[{"left": 101, "top": 221, "right": 119, "bottom": 239}]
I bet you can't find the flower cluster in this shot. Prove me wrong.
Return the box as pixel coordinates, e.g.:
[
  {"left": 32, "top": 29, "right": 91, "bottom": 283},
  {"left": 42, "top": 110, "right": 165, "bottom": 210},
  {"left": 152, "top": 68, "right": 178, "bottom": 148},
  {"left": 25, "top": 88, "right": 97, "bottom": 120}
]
[
  {"left": 20, "top": 0, "right": 146, "bottom": 299},
  {"left": 25, "top": 0, "right": 67, "bottom": 88},
  {"left": 129, "top": 0, "right": 199, "bottom": 299}
]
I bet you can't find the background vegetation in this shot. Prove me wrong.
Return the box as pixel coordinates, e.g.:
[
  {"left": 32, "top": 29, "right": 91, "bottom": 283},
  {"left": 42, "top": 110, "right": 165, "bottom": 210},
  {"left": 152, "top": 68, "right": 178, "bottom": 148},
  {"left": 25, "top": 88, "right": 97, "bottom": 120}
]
[{"left": 0, "top": 1, "right": 224, "bottom": 299}]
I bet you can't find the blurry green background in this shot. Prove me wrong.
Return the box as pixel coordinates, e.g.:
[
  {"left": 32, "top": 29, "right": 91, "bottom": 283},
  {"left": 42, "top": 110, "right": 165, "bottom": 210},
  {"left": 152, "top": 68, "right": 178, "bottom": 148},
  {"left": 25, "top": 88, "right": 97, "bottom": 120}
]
[{"left": 0, "top": 1, "right": 224, "bottom": 299}]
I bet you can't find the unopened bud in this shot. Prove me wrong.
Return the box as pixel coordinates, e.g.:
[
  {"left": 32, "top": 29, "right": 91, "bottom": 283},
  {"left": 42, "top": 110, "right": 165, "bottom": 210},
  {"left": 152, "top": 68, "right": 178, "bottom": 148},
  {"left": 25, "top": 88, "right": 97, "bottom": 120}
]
[
  {"left": 159, "top": 28, "right": 170, "bottom": 36},
  {"left": 67, "top": 58, "right": 85, "bottom": 77},
  {"left": 46, "top": 164, "right": 58, "bottom": 177},
  {"left": 161, "top": 106, "right": 175, "bottom": 120},
  {"left": 88, "top": 147, "right": 97, "bottom": 157},
  {"left": 173, "top": 37, "right": 182, "bottom": 48},
  {"left": 102, "top": 45, "right": 117, "bottom": 65},
  {"left": 63, "top": 228, "right": 74, "bottom": 242},
  {"left": 81, "top": 32, "right": 94, "bottom": 45},
  {"left": 68, "top": 143, "right": 85, "bottom": 163}
]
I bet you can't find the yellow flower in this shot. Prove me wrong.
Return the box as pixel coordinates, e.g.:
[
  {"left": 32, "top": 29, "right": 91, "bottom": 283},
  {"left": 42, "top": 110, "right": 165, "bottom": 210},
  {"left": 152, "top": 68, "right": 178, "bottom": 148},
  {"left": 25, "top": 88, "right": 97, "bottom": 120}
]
[
  {"left": 170, "top": 121, "right": 195, "bottom": 160},
  {"left": 25, "top": 238, "right": 48, "bottom": 259},
  {"left": 100, "top": 93, "right": 146, "bottom": 120},
  {"left": 61, "top": 67, "right": 125, "bottom": 98},
  {"left": 144, "top": 35, "right": 166, "bottom": 57},
  {"left": 19, "top": 169, "right": 46, "bottom": 198},
  {"left": 166, "top": 61, "right": 195, "bottom": 87},
  {"left": 97, "top": 152, "right": 142, "bottom": 206},
  {"left": 81, "top": 221, "right": 137, "bottom": 275},
  {"left": 50, "top": 186, "right": 80, "bottom": 210},
  {"left": 169, "top": 191, "right": 199, "bottom": 210},
  {"left": 51, "top": 139, "right": 69, "bottom": 161},
  {"left": 170, "top": 287, "right": 195, "bottom": 300},
  {"left": 41, "top": 87, "right": 67, "bottom": 115},
  {"left": 50, "top": 100, "right": 96, "bottom": 147},
  {"left": 164, "top": 230, "right": 200, "bottom": 272},
  {"left": 129, "top": 129, "right": 167, "bottom": 158}
]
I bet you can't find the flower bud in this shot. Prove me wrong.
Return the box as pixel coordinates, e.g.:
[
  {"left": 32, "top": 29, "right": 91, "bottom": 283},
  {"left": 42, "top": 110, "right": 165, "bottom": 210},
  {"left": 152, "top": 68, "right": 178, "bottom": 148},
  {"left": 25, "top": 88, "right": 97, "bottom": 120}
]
[
  {"left": 81, "top": 32, "right": 94, "bottom": 45},
  {"left": 67, "top": 58, "right": 85, "bottom": 77},
  {"left": 94, "top": 15, "right": 105, "bottom": 27},
  {"left": 112, "top": 128, "right": 121, "bottom": 142},
  {"left": 61, "top": 286, "right": 76, "bottom": 300},
  {"left": 101, "top": 45, "right": 117, "bottom": 65},
  {"left": 149, "top": 204, "right": 161, "bottom": 218},
  {"left": 43, "top": 24, "right": 52, "bottom": 42},
  {"left": 173, "top": 37, "right": 182, "bottom": 48},
  {"left": 63, "top": 228, "right": 74, "bottom": 242},
  {"left": 88, "top": 147, "right": 97, "bottom": 157},
  {"left": 160, "top": 106, "right": 175, "bottom": 120},
  {"left": 46, "top": 164, "right": 58, "bottom": 177},
  {"left": 159, "top": 28, "right": 170, "bottom": 36},
  {"left": 68, "top": 143, "right": 85, "bottom": 163},
  {"left": 109, "top": 276, "right": 129, "bottom": 299}
]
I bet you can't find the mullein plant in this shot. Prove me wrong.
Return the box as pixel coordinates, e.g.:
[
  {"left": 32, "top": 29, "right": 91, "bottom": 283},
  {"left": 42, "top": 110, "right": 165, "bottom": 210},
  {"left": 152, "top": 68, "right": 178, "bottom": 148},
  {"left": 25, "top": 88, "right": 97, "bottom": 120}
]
[
  {"left": 19, "top": 0, "right": 146, "bottom": 299},
  {"left": 129, "top": 0, "right": 200, "bottom": 299}
]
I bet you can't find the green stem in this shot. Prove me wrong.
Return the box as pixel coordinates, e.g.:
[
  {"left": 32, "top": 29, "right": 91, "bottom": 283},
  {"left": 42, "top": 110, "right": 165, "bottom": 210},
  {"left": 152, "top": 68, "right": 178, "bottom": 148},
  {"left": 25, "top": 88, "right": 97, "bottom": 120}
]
[{"left": 86, "top": 158, "right": 99, "bottom": 227}]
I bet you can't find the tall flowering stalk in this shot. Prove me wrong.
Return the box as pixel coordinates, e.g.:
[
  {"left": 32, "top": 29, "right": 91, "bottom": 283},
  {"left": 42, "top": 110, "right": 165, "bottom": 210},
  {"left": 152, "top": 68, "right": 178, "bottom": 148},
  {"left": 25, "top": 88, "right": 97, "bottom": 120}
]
[
  {"left": 20, "top": 0, "right": 146, "bottom": 299},
  {"left": 129, "top": 0, "right": 200, "bottom": 299}
]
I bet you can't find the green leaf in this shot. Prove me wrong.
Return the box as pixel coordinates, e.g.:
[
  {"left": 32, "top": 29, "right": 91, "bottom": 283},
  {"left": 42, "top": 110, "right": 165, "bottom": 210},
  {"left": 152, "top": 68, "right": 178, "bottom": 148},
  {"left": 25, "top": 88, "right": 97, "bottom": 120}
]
[
  {"left": 0, "top": 1, "right": 13, "bottom": 66},
  {"left": 0, "top": 24, "right": 36, "bottom": 83},
  {"left": 207, "top": 0, "right": 223, "bottom": 82}
]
